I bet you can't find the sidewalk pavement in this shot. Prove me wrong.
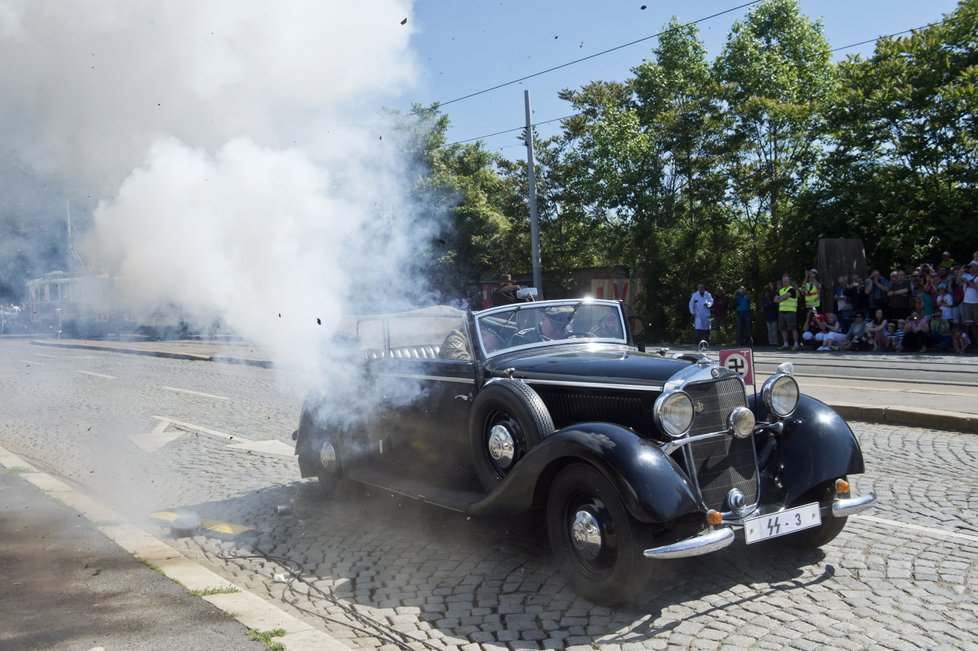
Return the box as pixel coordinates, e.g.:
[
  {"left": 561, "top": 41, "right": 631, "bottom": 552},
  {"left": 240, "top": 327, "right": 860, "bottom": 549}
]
[
  {"left": 30, "top": 338, "right": 978, "bottom": 434},
  {"left": 0, "top": 453, "right": 268, "bottom": 651},
  {"left": 0, "top": 446, "right": 350, "bottom": 651}
]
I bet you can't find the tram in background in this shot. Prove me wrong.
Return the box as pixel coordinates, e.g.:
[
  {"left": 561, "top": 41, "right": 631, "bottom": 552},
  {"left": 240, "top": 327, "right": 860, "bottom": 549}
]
[{"left": 24, "top": 271, "right": 190, "bottom": 339}]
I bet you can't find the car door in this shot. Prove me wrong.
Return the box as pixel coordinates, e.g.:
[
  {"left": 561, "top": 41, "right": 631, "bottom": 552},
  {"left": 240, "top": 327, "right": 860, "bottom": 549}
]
[{"left": 361, "top": 310, "right": 477, "bottom": 485}]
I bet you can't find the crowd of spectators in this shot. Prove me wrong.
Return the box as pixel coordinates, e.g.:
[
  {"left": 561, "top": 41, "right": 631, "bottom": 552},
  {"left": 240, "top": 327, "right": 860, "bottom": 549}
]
[{"left": 755, "top": 249, "right": 978, "bottom": 354}]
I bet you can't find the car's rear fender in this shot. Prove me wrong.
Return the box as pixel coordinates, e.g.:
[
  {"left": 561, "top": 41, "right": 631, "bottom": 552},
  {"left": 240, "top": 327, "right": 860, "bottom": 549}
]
[
  {"left": 750, "top": 394, "right": 866, "bottom": 506},
  {"left": 466, "top": 422, "right": 703, "bottom": 523}
]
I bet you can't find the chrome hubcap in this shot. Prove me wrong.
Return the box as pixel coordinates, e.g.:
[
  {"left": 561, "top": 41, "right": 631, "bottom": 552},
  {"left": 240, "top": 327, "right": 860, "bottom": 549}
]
[
  {"left": 571, "top": 510, "right": 603, "bottom": 561},
  {"left": 319, "top": 441, "right": 336, "bottom": 469},
  {"left": 488, "top": 424, "right": 515, "bottom": 468}
]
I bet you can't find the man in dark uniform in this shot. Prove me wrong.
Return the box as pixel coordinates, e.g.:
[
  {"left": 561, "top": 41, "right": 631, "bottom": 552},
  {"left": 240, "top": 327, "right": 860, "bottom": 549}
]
[{"left": 510, "top": 306, "right": 573, "bottom": 346}]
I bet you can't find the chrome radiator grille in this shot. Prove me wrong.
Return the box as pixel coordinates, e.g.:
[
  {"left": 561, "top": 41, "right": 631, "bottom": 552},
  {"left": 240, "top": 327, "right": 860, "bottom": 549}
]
[{"left": 685, "top": 379, "right": 758, "bottom": 510}]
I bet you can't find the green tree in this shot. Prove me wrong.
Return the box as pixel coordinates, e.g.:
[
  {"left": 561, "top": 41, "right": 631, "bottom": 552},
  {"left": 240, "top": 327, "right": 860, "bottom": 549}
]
[
  {"left": 809, "top": 0, "right": 978, "bottom": 267},
  {"left": 403, "top": 105, "right": 525, "bottom": 300},
  {"left": 714, "top": 0, "right": 836, "bottom": 281}
]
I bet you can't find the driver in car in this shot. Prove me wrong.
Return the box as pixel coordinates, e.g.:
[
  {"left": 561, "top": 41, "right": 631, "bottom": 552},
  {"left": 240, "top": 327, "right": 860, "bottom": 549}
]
[{"left": 510, "top": 306, "right": 573, "bottom": 346}]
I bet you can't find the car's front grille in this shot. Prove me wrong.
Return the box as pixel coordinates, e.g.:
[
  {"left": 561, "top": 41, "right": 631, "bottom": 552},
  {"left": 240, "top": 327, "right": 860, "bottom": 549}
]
[{"left": 684, "top": 379, "right": 758, "bottom": 510}]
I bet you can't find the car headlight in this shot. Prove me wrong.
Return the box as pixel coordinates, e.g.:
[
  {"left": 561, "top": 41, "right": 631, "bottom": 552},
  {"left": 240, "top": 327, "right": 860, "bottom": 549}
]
[
  {"left": 654, "top": 391, "right": 694, "bottom": 438},
  {"left": 761, "top": 374, "right": 799, "bottom": 418}
]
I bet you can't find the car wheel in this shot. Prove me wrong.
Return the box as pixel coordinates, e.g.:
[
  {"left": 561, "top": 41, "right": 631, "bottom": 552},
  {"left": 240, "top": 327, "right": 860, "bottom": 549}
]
[
  {"left": 469, "top": 379, "right": 554, "bottom": 492},
  {"left": 547, "top": 463, "right": 653, "bottom": 606},
  {"left": 305, "top": 433, "right": 343, "bottom": 498},
  {"left": 316, "top": 436, "right": 343, "bottom": 497}
]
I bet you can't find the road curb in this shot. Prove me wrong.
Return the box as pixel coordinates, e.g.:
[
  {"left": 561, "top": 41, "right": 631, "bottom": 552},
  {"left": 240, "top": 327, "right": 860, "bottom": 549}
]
[
  {"left": 0, "top": 445, "right": 348, "bottom": 651},
  {"left": 828, "top": 403, "right": 978, "bottom": 434},
  {"left": 31, "top": 339, "right": 273, "bottom": 368}
]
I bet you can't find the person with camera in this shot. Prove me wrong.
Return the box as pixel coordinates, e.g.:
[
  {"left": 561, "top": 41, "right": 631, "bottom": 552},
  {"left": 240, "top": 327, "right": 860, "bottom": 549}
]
[
  {"left": 901, "top": 310, "right": 931, "bottom": 352},
  {"left": 775, "top": 273, "right": 800, "bottom": 351},
  {"left": 865, "top": 269, "right": 889, "bottom": 315},
  {"left": 734, "top": 285, "right": 752, "bottom": 345},
  {"left": 803, "top": 269, "right": 822, "bottom": 312}
]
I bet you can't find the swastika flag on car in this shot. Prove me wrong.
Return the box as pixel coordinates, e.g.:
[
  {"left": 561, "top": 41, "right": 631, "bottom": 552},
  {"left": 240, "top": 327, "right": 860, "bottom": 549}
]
[{"left": 719, "top": 348, "right": 754, "bottom": 385}]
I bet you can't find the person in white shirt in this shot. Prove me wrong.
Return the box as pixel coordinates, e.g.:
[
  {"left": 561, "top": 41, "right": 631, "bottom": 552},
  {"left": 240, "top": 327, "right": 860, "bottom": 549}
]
[
  {"left": 688, "top": 283, "right": 714, "bottom": 344},
  {"left": 960, "top": 260, "right": 978, "bottom": 347}
]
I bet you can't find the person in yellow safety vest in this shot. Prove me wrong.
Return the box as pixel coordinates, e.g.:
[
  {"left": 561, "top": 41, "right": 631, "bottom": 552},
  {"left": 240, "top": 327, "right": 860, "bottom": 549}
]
[
  {"left": 803, "top": 269, "right": 821, "bottom": 311},
  {"left": 775, "top": 273, "right": 801, "bottom": 350}
]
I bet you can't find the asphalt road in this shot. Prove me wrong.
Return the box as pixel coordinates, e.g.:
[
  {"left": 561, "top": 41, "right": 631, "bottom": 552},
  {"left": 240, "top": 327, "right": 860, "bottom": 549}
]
[{"left": 1, "top": 338, "right": 976, "bottom": 650}]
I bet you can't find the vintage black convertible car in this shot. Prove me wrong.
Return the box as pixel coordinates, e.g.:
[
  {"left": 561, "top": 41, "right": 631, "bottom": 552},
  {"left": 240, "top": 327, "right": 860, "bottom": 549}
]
[{"left": 293, "top": 299, "right": 876, "bottom": 604}]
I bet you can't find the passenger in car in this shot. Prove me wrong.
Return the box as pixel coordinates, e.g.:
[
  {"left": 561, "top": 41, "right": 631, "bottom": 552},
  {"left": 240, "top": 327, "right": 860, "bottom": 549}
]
[
  {"left": 438, "top": 329, "right": 471, "bottom": 360},
  {"left": 590, "top": 311, "right": 623, "bottom": 338}
]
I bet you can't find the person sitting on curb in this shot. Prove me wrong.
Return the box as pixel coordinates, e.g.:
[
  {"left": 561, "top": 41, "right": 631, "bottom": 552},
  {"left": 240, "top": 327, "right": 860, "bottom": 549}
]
[
  {"left": 801, "top": 308, "right": 826, "bottom": 347},
  {"left": 842, "top": 312, "right": 870, "bottom": 350},
  {"left": 865, "top": 308, "right": 889, "bottom": 351},
  {"left": 952, "top": 323, "right": 971, "bottom": 353},
  {"left": 882, "top": 320, "right": 905, "bottom": 352},
  {"left": 901, "top": 310, "right": 931, "bottom": 353}
]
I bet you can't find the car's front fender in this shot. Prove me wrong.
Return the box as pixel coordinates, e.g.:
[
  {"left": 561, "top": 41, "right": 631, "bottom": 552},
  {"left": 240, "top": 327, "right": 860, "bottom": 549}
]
[
  {"left": 750, "top": 394, "right": 866, "bottom": 506},
  {"left": 466, "top": 422, "right": 703, "bottom": 523}
]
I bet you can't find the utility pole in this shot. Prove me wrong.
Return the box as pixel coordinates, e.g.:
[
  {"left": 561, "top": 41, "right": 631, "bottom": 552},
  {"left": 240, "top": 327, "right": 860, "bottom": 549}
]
[{"left": 524, "top": 90, "right": 543, "bottom": 298}]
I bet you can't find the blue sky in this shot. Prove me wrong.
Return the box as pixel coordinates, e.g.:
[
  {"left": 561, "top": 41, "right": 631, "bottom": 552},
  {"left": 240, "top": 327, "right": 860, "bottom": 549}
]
[{"left": 402, "top": 0, "right": 961, "bottom": 157}]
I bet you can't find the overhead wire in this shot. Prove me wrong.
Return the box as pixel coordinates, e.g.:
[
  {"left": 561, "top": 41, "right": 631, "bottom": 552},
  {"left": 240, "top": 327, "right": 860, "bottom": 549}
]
[
  {"left": 435, "top": 1, "right": 762, "bottom": 108},
  {"left": 829, "top": 13, "right": 959, "bottom": 53},
  {"left": 445, "top": 11, "right": 965, "bottom": 148}
]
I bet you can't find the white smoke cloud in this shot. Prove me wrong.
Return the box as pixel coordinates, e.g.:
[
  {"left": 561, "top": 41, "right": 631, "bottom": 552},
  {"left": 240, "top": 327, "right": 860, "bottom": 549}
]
[
  {"left": 0, "top": 0, "right": 443, "bottom": 374},
  {"left": 0, "top": 0, "right": 418, "bottom": 193}
]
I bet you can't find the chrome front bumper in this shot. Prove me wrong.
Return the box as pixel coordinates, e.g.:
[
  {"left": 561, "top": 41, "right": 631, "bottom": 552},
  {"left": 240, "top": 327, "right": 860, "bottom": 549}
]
[
  {"left": 643, "top": 491, "right": 877, "bottom": 560},
  {"left": 644, "top": 527, "right": 735, "bottom": 559},
  {"left": 832, "top": 491, "right": 877, "bottom": 517}
]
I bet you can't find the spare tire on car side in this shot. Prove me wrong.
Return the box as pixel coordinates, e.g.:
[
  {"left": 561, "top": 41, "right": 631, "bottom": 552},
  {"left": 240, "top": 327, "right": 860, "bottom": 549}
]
[{"left": 469, "top": 379, "right": 554, "bottom": 492}]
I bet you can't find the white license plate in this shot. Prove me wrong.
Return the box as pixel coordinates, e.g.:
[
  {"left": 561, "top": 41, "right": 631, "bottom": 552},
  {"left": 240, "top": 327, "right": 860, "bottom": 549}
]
[{"left": 744, "top": 502, "right": 821, "bottom": 544}]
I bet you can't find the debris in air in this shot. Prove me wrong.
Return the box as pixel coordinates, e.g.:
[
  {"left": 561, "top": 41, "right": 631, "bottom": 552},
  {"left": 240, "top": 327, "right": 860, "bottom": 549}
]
[
  {"left": 316, "top": 318, "right": 322, "bottom": 325},
  {"left": 400, "top": 18, "right": 407, "bottom": 25}
]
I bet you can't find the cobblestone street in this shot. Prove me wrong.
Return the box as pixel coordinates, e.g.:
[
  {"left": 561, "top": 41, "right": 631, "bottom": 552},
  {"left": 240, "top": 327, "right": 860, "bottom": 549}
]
[{"left": 1, "top": 340, "right": 976, "bottom": 649}]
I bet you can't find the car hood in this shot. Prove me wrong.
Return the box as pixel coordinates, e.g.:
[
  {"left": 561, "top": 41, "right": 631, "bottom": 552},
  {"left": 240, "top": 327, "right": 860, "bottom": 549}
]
[{"left": 486, "top": 345, "right": 691, "bottom": 388}]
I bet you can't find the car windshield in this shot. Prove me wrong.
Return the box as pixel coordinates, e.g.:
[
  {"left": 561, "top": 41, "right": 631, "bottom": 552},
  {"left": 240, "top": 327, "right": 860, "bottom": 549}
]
[{"left": 475, "top": 300, "right": 626, "bottom": 356}]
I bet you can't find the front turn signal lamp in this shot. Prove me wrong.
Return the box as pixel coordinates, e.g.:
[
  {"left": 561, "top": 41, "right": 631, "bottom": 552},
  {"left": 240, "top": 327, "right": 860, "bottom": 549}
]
[
  {"left": 706, "top": 510, "right": 723, "bottom": 526},
  {"left": 835, "top": 478, "right": 850, "bottom": 495}
]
